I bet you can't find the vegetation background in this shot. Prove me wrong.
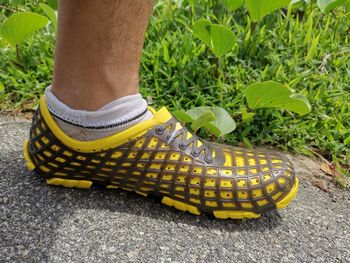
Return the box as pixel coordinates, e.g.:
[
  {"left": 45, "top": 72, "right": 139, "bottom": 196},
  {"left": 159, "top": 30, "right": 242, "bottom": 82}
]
[{"left": 0, "top": 0, "right": 349, "bottom": 180}]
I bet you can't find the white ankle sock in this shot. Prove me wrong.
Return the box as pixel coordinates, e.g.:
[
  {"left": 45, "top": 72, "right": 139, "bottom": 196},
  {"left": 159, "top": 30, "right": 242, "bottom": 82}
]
[{"left": 45, "top": 86, "right": 153, "bottom": 141}]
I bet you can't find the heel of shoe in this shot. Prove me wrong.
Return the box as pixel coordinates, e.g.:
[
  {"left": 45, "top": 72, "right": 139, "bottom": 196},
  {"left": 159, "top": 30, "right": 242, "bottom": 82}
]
[{"left": 23, "top": 140, "right": 36, "bottom": 171}]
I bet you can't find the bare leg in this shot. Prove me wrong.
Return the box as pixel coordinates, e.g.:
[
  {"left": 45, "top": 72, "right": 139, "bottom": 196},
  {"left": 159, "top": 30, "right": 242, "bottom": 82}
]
[{"left": 52, "top": 0, "right": 153, "bottom": 110}]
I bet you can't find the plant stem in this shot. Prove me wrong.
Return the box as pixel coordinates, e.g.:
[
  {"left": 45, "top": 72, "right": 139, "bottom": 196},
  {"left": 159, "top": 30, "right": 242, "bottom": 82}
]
[
  {"left": 0, "top": 5, "right": 18, "bottom": 12},
  {"left": 251, "top": 22, "right": 257, "bottom": 33},
  {"left": 190, "top": 1, "right": 196, "bottom": 22},
  {"left": 215, "top": 57, "right": 224, "bottom": 101},
  {"left": 15, "top": 45, "right": 22, "bottom": 63},
  {"left": 10, "top": 60, "right": 24, "bottom": 70},
  {"left": 215, "top": 57, "right": 220, "bottom": 79},
  {"left": 309, "top": 0, "right": 313, "bottom": 15}
]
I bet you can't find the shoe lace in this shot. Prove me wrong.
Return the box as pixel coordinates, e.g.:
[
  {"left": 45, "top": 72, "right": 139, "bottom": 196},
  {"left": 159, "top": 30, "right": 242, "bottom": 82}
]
[{"left": 155, "top": 121, "right": 213, "bottom": 163}]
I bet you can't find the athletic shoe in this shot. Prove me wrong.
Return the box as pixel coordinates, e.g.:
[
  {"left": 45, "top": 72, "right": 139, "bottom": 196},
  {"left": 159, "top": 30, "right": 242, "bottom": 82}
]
[{"left": 23, "top": 96, "right": 298, "bottom": 219}]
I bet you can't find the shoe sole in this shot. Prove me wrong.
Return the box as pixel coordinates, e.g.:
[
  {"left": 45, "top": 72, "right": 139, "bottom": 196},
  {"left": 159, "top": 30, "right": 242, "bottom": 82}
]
[{"left": 23, "top": 140, "right": 299, "bottom": 219}]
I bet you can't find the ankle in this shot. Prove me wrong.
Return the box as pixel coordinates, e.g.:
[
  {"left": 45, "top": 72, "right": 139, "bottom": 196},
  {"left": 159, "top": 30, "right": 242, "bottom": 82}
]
[
  {"left": 52, "top": 67, "right": 140, "bottom": 110},
  {"left": 45, "top": 86, "right": 152, "bottom": 141}
]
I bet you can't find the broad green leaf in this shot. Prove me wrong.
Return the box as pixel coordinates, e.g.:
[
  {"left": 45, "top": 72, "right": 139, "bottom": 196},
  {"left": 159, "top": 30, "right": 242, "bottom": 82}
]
[
  {"left": 191, "top": 111, "right": 216, "bottom": 132},
  {"left": 210, "top": 25, "right": 236, "bottom": 57},
  {"left": 186, "top": 106, "right": 236, "bottom": 137},
  {"left": 40, "top": 3, "right": 57, "bottom": 29},
  {"left": 173, "top": 110, "right": 194, "bottom": 123},
  {"left": 0, "top": 12, "right": 49, "bottom": 46},
  {"left": 223, "top": 0, "right": 245, "bottom": 11},
  {"left": 245, "top": 81, "right": 311, "bottom": 116},
  {"left": 285, "top": 94, "right": 312, "bottom": 114},
  {"left": 245, "top": 0, "right": 292, "bottom": 21},
  {"left": 200, "top": 122, "right": 222, "bottom": 137},
  {"left": 193, "top": 19, "right": 211, "bottom": 47},
  {"left": 193, "top": 19, "right": 236, "bottom": 57},
  {"left": 317, "top": 0, "right": 346, "bottom": 13}
]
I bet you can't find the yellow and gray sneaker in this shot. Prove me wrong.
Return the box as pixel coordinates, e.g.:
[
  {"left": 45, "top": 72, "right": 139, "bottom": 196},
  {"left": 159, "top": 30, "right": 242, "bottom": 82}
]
[{"left": 23, "top": 96, "right": 298, "bottom": 219}]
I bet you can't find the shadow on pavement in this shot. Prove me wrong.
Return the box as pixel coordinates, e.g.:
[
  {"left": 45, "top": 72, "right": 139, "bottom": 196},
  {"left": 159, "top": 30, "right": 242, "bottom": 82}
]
[{"left": 0, "top": 150, "right": 283, "bottom": 261}]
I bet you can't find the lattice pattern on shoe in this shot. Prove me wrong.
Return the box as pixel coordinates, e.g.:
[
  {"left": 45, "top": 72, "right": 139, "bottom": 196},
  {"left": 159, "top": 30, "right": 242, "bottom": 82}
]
[{"left": 27, "top": 107, "right": 296, "bottom": 214}]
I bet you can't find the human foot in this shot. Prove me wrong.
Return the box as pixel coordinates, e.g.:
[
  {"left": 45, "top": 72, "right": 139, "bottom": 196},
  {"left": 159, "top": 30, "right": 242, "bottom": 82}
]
[{"left": 24, "top": 96, "right": 298, "bottom": 219}]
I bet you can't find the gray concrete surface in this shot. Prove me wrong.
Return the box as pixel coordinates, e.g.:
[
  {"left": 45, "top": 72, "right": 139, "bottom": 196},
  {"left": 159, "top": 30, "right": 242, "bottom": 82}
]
[{"left": 0, "top": 116, "right": 349, "bottom": 263}]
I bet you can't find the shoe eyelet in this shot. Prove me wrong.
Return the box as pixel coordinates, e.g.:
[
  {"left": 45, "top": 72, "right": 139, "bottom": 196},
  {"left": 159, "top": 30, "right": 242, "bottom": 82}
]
[
  {"left": 191, "top": 151, "right": 200, "bottom": 157},
  {"left": 179, "top": 143, "right": 187, "bottom": 150},
  {"left": 156, "top": 127, "right": 164, "bottom": 135},
  {"left": 204, "top": 157, "right": 213, "bottom": 164}
]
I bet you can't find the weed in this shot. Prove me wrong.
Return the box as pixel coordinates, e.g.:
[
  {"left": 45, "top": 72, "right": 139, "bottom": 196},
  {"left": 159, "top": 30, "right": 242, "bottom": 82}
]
[{"left": 0, "top": 0, "right": 349, "bottom": 167}]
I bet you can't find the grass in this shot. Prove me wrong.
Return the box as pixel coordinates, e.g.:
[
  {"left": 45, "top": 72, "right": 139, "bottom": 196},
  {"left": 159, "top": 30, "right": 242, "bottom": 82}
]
[{"left": 0, "top": 0, "right": 350, "bottom": 167}]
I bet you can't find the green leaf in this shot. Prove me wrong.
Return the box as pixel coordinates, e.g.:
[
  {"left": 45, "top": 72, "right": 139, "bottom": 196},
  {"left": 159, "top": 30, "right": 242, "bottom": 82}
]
[
  {"left": 173, "top": 110, "right": 194, "bottom": 123},
  {"left": 335, "top": 167, "right": 350, "bottom": 190},
  {"left": 9, "top": 0, "right": 21, "bottom": 6},
  {"left": 40, "top": 3, "right": 57, "bottom": 29},
  {"left": 245, "top": 0, "right": 292, "bottom": 21},
  {"left": 285, "top": 94, "right": 312, "bottom": 114},
  {"left": 193, "top": 19, "right": 236, "bottom": 57},
  {"left": 242, "top": 136, "right": 253, "bottom": 148},
  {"left": 245, "top": 81, "right": 311, "bottom": 115},
  {"left": 162, "top": 43, "right": 169, "bottom": 63},
  {"left": 0, "top": 82, "right": 4, "bottom": 94},
  {"left": 47, "top": 0, "right": 58, "bottom": 10},
  {"left": 223, "top": 0, "right": 245, "bottom": 11},
  {"left": 193, "top": 19, "right": 212, "bottom": 47},
  {"left": 291, "top": 0, "right": 307, "bottom": 8},
  {"left": 345, "top": 0, "right": 350, "bottom": 11},
  {"left": 306, "top": 34, "right": 320, "bottom": 61},
  {"left": 186, "top": 106, "right": 236, "bottom": 137},
  {"left": 317, "top": 0, "right": 346, "bottom": 13},
  {"left": 191, "top": 111, "right": 216, "bottom": 132},
  {"left": 241, "top": 107, "right": 256, "bottom": 122},
  {"left": 303, "top": 11, "right": 313, "bottom": 46},
  {"left": 0, "top": 12, "right": 49, "bottom": 46},
  {"left": 343, "top": 135, "right": 350, "bottom": 146},
  {"left": 210, "top": 25, "right": 236, "bottom": 57}
]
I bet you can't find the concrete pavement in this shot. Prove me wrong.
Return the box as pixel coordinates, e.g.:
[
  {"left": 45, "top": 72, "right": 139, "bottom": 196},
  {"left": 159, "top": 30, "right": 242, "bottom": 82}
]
[{"left": 0, "top": 116, "right": 349, "bottom": 263}]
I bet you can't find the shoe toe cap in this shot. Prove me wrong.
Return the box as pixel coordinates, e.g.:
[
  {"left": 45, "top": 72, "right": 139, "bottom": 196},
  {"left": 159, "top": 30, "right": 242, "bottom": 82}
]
[
  {"left": 218, "top": 148, "right": 297, "bottom": 211},
  {"left": 261, "top": 153, "right": 296, "bottom": 206}
]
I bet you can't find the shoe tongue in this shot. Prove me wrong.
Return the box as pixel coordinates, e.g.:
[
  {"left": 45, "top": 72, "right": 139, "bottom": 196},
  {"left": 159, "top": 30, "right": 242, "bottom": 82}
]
[{"left": 152, "top": 107, "right": 173, "bottom": 123}]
